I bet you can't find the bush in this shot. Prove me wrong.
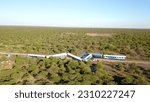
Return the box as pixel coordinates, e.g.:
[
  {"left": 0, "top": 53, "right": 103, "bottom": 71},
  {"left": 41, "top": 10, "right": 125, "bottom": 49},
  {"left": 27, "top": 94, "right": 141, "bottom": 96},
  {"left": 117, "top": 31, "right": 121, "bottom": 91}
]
[{"left": 121, "top": 75, "right": 135, "bottom": 85}]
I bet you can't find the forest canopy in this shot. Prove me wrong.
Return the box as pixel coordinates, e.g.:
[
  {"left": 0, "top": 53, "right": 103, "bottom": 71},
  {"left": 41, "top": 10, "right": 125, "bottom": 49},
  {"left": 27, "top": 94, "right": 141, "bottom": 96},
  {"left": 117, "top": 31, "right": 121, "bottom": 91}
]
[{"left": 0, "top": 26, "right": 150, "bottom": 85}]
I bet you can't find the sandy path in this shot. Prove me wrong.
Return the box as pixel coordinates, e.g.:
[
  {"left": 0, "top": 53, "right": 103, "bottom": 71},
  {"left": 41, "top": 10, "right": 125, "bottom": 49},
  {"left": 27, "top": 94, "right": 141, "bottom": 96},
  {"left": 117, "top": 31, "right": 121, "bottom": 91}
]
[{"left": 93, "top": 58, "right": 150, "bottom": 66}]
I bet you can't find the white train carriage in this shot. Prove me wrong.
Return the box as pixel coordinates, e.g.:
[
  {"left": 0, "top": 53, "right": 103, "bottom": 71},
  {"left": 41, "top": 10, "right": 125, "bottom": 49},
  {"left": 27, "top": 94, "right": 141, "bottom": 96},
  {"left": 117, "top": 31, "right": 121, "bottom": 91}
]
[
  {"left": 27, "top": 54, "right": 46, "bottom": 58},
  {"left": 82, "top": 53, "right": 93, "bottom": 62},
  {"left": 67, "top": 53, "right": 82, "bottom": 61},
  {"left": 103, "top": 55, "right": 126, "bottom": 60},
  {"left": 46, "top": 53, "right": 67, "bottom": 59}
]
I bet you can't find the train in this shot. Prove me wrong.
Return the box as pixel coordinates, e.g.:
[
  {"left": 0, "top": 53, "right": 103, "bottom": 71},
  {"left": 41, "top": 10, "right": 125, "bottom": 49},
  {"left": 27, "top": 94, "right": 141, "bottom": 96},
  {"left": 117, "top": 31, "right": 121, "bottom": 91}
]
[
  {"left": 82, "top": 52, "right": 126, "bottom": 61},
  {"left": 4, "top": 52, "right": 126, "bottom": 62}
]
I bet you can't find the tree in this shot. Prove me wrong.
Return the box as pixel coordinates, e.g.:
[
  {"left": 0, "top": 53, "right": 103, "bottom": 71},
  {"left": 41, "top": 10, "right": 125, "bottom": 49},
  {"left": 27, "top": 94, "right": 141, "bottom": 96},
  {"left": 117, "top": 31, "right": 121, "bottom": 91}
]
[
  {"left": 115, "top": 63, "right": 124, "bottom": 72},
  {"left": 67, "top": 60, "right": 79, "bottom": 70},
  {"left": 11, "top": 72, "right": 23, "bottom": 80},
  {"left": 36, "top": 71, "right": 48, "bottom": 79},
  {"left": 50, "top": 75, "right": 61, "bottom": 84},
  {"left": 0, "top": 69, "right": 13, "bottom": 83},
  {"left": 96, "top": 62, "right": 104, "bottom": 69},
  {"left": 35, "top": 79, "right": 52, "bottom": 85},
  {"left": 61, "top": 73, "right": 70, "bottom": 84},
  {"left": 79, "top": 62, "right": 91, "bottom": 74},
  {"left": 27, "top": 64, "right": 37, "bottom": 72},
  {"left": 121, "top": 75, "right": 135, "bottom": 85},
  {"left": 47, "top": 65, "right": 59, "bottom": 74},
  {"left": 133, "top": 76, "right": 149, "bottom": 85}
]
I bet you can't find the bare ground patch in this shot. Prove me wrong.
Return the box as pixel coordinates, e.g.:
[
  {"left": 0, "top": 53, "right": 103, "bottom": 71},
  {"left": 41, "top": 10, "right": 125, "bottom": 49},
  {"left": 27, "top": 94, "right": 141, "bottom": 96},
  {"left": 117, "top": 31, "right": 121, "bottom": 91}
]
[
  {"left": 61, "top": 32, "right": 77, "bottom": 35},
  {"left": 86, "top": 33, "right": 115, "bottom": 37},
  {"left": 0, "top": 60, "right": 14, "bottom": 70}
]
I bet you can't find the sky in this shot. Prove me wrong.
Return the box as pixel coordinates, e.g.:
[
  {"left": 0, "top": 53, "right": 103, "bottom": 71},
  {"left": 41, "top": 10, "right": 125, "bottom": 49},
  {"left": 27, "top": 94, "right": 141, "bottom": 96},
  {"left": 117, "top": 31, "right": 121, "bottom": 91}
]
[{"left": 0, "top": 0, "right": 150, "bottom": 28}]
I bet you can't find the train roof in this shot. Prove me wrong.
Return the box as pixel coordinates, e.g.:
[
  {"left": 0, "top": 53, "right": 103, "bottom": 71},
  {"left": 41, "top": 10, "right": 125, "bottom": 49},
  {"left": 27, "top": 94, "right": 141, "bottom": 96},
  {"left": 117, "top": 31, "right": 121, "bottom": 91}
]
[{"left": 104, "top": 55, "right": 126, "bottom": 57}]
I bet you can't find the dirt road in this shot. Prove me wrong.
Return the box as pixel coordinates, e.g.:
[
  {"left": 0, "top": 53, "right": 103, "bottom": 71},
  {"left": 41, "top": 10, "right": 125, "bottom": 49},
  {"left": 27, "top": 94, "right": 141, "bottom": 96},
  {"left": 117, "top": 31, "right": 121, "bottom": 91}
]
[{"left": 93, "top": 58, "right": 150, "bottom": 66}]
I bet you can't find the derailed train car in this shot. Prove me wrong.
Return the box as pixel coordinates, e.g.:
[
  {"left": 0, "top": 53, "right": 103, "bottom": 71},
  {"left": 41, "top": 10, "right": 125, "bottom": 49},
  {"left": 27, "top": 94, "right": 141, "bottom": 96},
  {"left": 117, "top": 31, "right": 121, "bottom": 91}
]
[{"left": 81, "top": 52, "right": 126, "bottom": 61}]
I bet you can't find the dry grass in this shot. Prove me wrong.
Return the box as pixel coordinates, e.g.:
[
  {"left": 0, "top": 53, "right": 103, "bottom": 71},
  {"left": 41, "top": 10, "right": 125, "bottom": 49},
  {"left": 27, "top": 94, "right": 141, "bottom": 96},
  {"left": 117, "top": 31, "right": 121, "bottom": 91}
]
[{"left": 86, "top": 33, "right": 115, "bottom": 37}]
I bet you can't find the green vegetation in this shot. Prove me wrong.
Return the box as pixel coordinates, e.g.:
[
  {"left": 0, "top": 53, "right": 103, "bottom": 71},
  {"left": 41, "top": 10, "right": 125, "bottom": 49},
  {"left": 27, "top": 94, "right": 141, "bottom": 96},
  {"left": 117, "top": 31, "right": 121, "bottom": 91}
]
[
  {"left": 0, "top": 57, "right": 149, "bottom": 85},
  {"left": 0, "top": 26, "right": 150, "bottom": 85},
  {"left": 0, "top": 26, "right": 150, "bottom": 60}
]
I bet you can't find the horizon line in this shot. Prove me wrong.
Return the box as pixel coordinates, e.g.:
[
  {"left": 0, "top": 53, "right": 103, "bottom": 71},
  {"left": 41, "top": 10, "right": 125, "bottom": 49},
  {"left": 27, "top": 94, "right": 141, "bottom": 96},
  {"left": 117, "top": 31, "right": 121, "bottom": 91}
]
[{"left": 0, "top": 24, "right": 150, "bottom": 30}]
